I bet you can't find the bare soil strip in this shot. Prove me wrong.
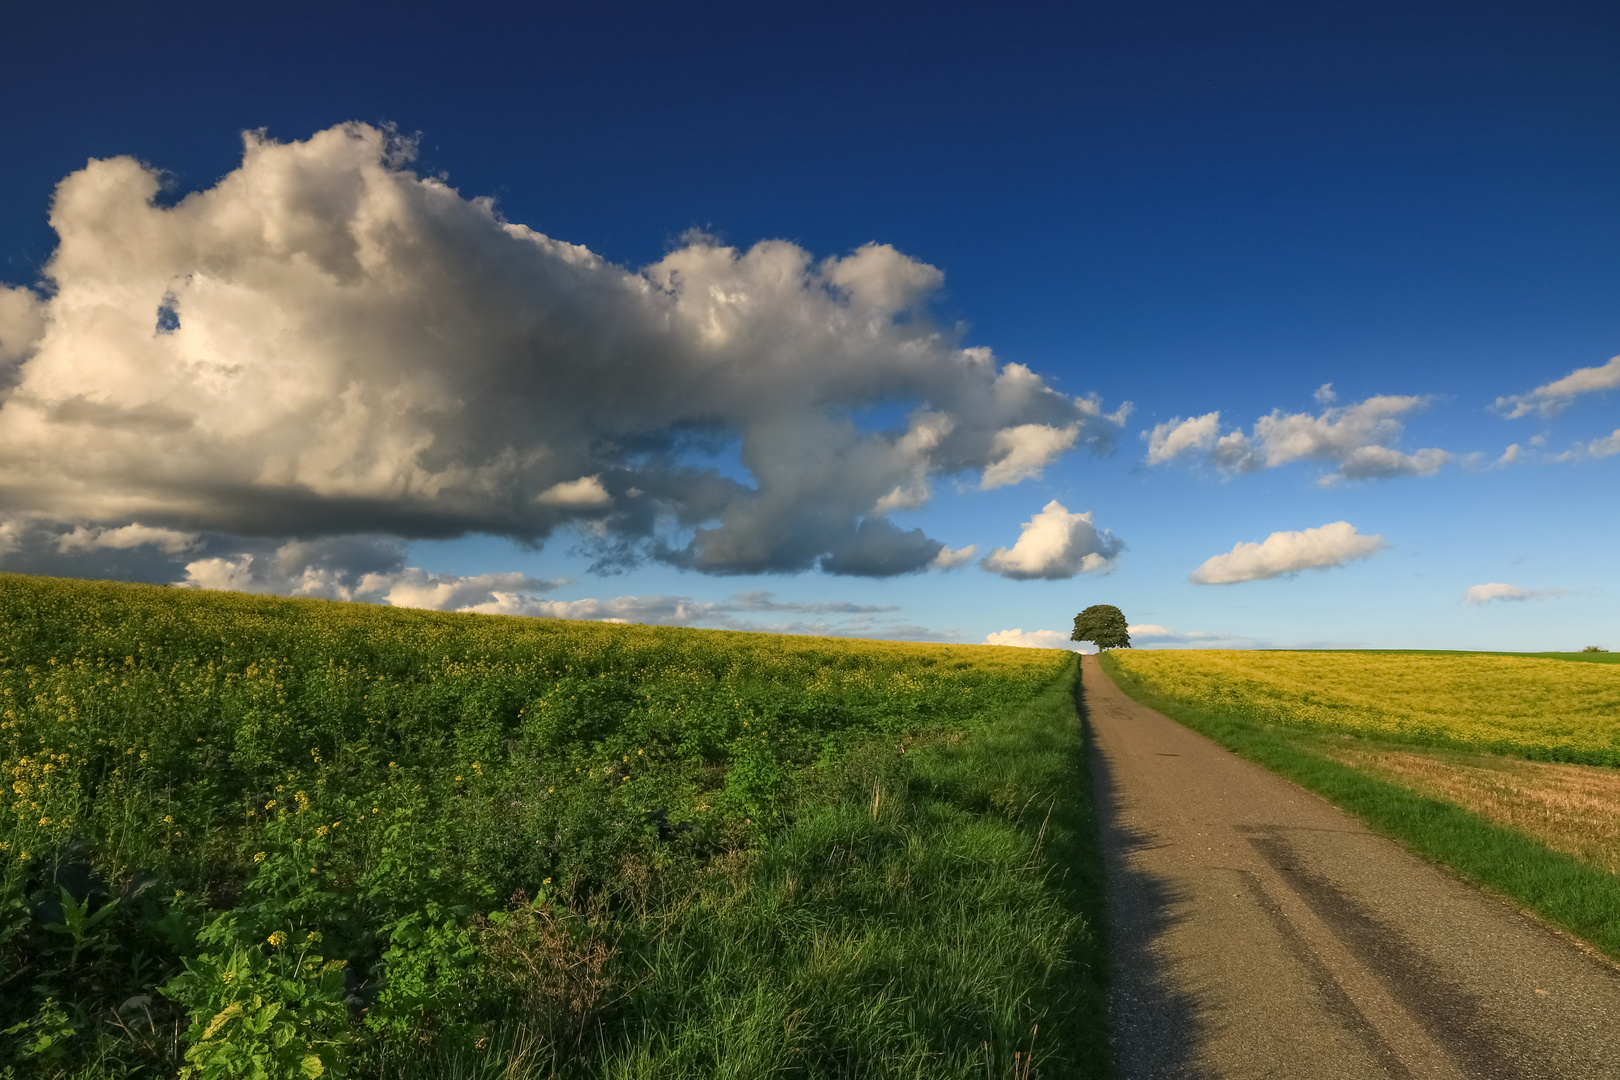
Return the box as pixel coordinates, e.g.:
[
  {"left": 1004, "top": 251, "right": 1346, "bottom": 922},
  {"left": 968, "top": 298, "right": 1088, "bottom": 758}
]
[
  {"left": 1315, "top": 740, "right": 1620, "bottom": 873},
  {"left": 1083, "top": 655, "right": 1620, "bottom": 1080}
]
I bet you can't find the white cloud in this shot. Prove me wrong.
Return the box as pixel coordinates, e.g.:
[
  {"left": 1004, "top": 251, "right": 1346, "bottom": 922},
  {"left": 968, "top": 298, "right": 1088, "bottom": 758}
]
[
  {"left": 1314, "top": 383, "right": 1337, "bottom": 405},
  {"left": 366, "top": 569, "right": 564, "bottom": 611},
  {"left": 980, "top": 500, "right": 1123, "bottom": 580},
  {"left": 535, "top": 475, "right": 612, "bottom": 508},
  {"left": 176, "top": 536, "right": 567, "bottom": 605},
  {"left": 1144, "top": 412, "right": 1220, "bottom": 464},
  {"left": 1462, "top": 582, "right": 1568, "bottom": 605},
  {"left": 981, "top": 422, "right": 1079, "bottom": 488},
  {"left": 0, "top": 285, "right": 46, "bottom": 373},
  {"left": 1190, "top": 521, "right": 1385, "bottom": 584},
  {"left": 1497, "top": 444, "right": 1522, "bottom": 466},
  {"left": 1588, "top": 429, "right": 1620, "bottom": 457},
  {"left": 931, "top": 543, "right": 977, "bottom": 570},
  {"left": 56, "top": 522, "right": 199, "bottom": 555},
  {"left": 984, "top": 628, "right": 1086, "bottom": 652},
  {"left": 0, "top": 123, "right": 1127, "bottom": 577},
  {"left": 1164, "top": 395, "right": 1449, "bottom": 483},
  {"left": 1497, "top": 355, "right": 1620, "bottom": 418}
]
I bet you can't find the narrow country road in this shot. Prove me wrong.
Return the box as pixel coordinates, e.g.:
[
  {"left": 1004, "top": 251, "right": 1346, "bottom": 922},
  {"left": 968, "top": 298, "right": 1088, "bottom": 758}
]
[{"left": 1081, "top": 655, "right": 1620, "bottom": 1080}]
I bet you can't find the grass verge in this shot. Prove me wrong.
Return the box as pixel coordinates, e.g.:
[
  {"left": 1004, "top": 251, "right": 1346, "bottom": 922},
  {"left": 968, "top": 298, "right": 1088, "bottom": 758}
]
[
  {"left": 1098, "top": 653, "right": 1620, "bottom": 963},
  {"left": 495, "top": 659, "right": 1113, "bottom": 1079}
]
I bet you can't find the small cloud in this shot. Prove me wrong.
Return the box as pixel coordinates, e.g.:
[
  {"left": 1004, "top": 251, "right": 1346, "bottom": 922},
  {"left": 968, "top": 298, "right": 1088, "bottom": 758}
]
[
  {"left": 984, "top": 628, "right": 1085, "bottom": 652},
  {"left": 1463, "top": 582, "right": 1568, "bottom": 605},
  {"left": 1496, "top": 355, "right": 1620, "bottom": 418},
  {"left": 1588, "top": 429, "right": 1620, "bottom": 458},
  {"left": 535, "top": 475, "right": 612, "bottom": 508},
  {"left": 981, "top": 500, "right": 1124, "bottom": 580},
  {"left": 1143, "top": 412, "right": 1221, "bottom": 464},
  {"left": 931, "top": 543, "right": 977, "bottom": 570},
  {"left": 1497, "top": 444, "right": 1522, "bottom": 466},
  {"left": 1190, "top": 521, "right": 1385, "bottom": 585},
  {"left": 1314, "top": 382, "right": 1337, "bottom": 405}
]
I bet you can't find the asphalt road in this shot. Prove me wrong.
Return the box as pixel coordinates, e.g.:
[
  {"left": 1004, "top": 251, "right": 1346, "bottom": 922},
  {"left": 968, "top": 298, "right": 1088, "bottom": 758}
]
[{"left": 1081, "top": 655, "right": 1620, "bottom": 1080}]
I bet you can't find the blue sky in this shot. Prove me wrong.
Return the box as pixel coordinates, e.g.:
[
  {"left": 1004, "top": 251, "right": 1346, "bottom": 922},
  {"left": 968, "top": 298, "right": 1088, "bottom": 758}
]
[{"left": 0, "top": 0, "right": 1615, "bottom": 650}]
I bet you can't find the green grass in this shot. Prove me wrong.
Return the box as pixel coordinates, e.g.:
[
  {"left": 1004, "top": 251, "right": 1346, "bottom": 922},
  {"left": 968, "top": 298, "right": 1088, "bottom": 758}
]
[
  {"left": 0, "top": 573, "right": 1108, "bottom": 1078},
  {"left": 1099, "top": 652, "right": 1620, "bottom": 963},
  {"left": 564, "top": 666, "right": 1112, "bottom": 1079}
]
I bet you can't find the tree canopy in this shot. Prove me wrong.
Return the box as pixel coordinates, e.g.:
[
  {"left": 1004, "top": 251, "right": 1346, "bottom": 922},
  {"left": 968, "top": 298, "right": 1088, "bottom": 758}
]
[{"left": 1072, "top": 604, "right": 1131, "bottom": 650}]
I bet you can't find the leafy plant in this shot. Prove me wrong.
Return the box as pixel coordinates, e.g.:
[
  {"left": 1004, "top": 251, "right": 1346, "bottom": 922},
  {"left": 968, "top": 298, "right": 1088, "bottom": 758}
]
[{"left": 161, "top": 916, "right": 351, "bottom": 1080}]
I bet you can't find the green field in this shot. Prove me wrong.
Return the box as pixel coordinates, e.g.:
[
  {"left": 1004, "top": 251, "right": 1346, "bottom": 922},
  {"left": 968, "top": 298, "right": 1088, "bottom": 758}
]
[{"left": 0, "top": 573, "right": 1107, "bottom": 1079}]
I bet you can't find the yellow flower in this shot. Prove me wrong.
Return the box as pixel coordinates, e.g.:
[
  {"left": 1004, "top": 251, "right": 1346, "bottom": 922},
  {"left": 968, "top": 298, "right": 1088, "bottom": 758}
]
[
  {"left": 163, "top": 815, "right": 173, "bottom": 823},
  {"left": 268, "top": 931, "right": 289, "bottom": 946},
  {"left": 254, "top": 851, "right": 267, "bottom": 862},
  {"left": 306, "top": 931, "right": 322, "bottom": 942}
]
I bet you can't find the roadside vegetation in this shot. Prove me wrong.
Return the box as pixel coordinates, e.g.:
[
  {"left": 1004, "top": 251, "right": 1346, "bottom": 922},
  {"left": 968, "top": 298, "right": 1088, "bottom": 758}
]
[
  {"left": 1, "top": 572, "right": 1108, "bottom": 1079},
  {"left": 1100, "top": 648, "right": 1620, "bottom": 961}
]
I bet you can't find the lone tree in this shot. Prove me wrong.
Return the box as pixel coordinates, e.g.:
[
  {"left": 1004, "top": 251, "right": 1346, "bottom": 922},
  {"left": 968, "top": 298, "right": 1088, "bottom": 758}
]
[{"left": 1072, "top": 604, "right": 1131, "bottom": 650}]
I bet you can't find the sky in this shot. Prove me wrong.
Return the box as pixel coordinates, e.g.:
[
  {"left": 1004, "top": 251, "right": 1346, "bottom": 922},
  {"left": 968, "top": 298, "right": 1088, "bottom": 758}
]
[{"left": 0, "top": 0, "right": 1616, "bottom": 652}]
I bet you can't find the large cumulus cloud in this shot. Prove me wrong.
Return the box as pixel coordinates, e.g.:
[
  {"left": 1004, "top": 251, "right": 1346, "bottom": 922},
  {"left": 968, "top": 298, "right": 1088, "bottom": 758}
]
[{"left": 0, "top": 123, "right": 1126, "bottom": 579}]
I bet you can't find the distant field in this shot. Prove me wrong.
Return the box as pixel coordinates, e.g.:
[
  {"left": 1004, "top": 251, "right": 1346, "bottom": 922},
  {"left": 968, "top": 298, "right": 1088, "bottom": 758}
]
[
  {"left": 1317, "top": 648, "right": 1620, "bottom": 665},
  {"left": 1107, "top": 649, "right": 1620, "bottom": 765},
  {"left": 1, "top": 573, "right": 1104, "bottom": 1079}
]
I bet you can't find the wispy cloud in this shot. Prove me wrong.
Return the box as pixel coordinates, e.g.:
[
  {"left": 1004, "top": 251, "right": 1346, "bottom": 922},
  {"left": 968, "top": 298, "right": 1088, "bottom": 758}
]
[
  {"left": 1462, "top": 582, "right": 1568, "bottom": 605},
  {"left": 1190, "top": 521, "right": 1385, "bottom": 585},
  {"left": 168, "top": 533, "right": 940, "bottom": 637},
  {"left": 1496, "top": 355, "right": 1620, "bottom": 418},
  {"left": 1127, "top": 623, "right": 1267, "bottom": 648}
]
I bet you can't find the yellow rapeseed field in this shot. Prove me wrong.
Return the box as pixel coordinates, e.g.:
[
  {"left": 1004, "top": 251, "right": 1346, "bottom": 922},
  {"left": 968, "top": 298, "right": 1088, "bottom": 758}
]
[{"left": 1107, "top": 650, "right": 1620, "bottom": 762}]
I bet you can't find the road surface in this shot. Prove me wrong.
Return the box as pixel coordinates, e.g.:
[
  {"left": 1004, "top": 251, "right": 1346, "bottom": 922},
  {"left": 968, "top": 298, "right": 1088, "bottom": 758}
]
[{"left": 1082, "top": 654, "right": 1620, "bottom": 1079}]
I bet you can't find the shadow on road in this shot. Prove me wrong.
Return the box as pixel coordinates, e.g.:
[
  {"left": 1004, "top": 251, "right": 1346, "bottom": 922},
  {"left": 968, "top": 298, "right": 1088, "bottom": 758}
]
[{"left": 1079, "top": 664, "right": 1216, "bottom": 1080}]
